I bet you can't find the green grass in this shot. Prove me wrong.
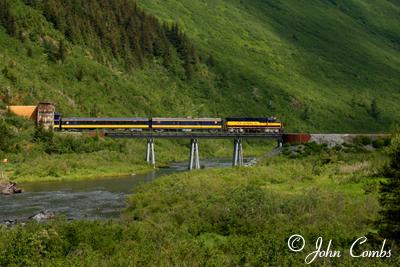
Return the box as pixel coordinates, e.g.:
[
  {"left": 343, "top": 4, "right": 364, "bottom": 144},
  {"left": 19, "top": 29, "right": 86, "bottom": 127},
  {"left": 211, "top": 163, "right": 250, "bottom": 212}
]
[
  {"left": 1, "top": 150, "right": 398, "bottom": 266},
  {"left": 6, "top": 138, "right": 274, "bottom": 183}
]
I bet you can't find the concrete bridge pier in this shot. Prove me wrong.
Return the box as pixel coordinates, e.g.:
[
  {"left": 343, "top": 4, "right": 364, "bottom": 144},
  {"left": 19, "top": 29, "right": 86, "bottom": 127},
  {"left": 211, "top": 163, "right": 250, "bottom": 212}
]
[
  {"left": 233, "top": 138, "right": 244, "bottom": 166},
  {"left": 277, "top": 137, "right": 283, "bottom": 148},
  {"left": 145, "top": 138, "right": 155, "bottom": 166},
  {"left": 189, "top": 139, "right": 200, "bottom": 170}
]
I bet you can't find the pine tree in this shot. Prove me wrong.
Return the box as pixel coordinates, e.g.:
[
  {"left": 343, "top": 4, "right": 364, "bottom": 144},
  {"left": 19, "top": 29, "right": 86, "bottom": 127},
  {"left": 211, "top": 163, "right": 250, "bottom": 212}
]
[
  {"left": 183, "top": 60, "right": 194, "bottom": 80},
  {"left": 141, "top": 20, "right": 154, "bottom": 55},
  {"left": 23, "top": 0, "right": 199, "bottom": 75},
  {"left": 301, "top": 105, "right": 311, "bottom": 121},
  {"left": 27, "top": 47, "right": 33, "bottom": 58},
  {"left": 183, "top": 44, "right": 197, "bottom": 80},
  {"left": 379, "top": 130, "right": 400, "bottom": 241},
  {"left": 369, "top": 98, "right": 380, "bottom": 120},
  {"left": 58, "top": 40, "right": 66, "bottom": 62},
  {"left": 0, "top": 0, "right": 17, "bottom": 36},
  {"left": 207, "top": 55, "right": 215, "bottom": 67},
  {"left": 162, "top": 47, "right": 173, "bottom": 68},
  {"left": 134, "top": 38, "right": 144, "bottom": 66}
]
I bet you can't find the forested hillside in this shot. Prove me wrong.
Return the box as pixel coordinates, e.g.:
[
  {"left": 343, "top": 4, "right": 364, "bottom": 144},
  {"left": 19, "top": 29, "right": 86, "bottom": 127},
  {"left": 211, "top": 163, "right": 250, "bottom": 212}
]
[
  {"left": 1, "top": 0, "right": 400, "bottom": 132},
  {"left": 139, "top": 0, "right": 400, "bottom": 132},
  {"left": 0, "top": 0, "right": 223, "bottom": 118}
]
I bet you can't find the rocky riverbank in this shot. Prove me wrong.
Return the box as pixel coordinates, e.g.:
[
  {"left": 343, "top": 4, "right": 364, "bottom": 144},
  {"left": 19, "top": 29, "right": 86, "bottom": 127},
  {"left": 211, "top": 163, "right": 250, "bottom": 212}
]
[
  {"left": 1, "top": 210, "right": 55, "bottom": 228},
  {"left": 0, "top": 181, "right": 23, "bottom": 195}
]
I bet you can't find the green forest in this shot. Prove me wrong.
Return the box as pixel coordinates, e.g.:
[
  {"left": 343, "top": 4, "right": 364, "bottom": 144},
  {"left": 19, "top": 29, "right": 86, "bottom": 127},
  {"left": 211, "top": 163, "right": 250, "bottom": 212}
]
[
  {"left": 0, "top": 0, "right": 400, "bottom": 266},
  {"left": 0, "top": 0, "right": 399, "bottom": 131}
]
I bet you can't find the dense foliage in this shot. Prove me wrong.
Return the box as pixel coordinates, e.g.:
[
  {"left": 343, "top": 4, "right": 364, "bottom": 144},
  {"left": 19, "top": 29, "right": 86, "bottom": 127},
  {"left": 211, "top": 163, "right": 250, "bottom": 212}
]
[
  {"left": 2, "top": 0, "right": 197, "bottom": 78},
  {"left": 139, "top": 0, "right": 400, "bottom": 131},
  {"left": 0, "top": 0, "right": 16, "bottom": 36},
  {"left": 0, "top": 0, "right": 399, "bottom": 131},
  {"left": 379, "top": 131, "right": 400, "bottom": 241},
  {"left": 1, "top": 151, "right": 399, "bottom": 266},
  {"left": 0, "top": 113, "right": 33, "bottom": 153}
]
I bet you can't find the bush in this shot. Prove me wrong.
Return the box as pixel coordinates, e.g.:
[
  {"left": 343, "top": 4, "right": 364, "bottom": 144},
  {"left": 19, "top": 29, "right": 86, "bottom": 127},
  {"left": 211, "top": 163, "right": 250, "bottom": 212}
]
[
  {"left": 372, "top": 139, "right": 385, "bottom": 149},
  {"left": 0, "top": 119, "right": 17, "bottom": 152},
  {"left": 354, "top": 136, "right": 372, "bottom": 146},
  {"left": 304, "top": 142, "right": 326, "bottom": 153},
  {"left": 379, "top": 130, "right": 400, "bottom": 241}
]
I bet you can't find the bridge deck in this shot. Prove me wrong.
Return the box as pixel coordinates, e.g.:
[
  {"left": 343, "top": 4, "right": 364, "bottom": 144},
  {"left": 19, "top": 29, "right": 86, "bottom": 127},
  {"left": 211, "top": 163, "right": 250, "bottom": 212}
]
[{"left": 105, "top": 132, "right": 283, "bottom": 139}]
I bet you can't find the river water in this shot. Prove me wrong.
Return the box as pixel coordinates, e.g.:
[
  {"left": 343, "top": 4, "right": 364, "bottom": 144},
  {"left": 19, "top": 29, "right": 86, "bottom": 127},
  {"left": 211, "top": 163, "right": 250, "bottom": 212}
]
[{"left": 0, "top": 158, "right": 245, "bottom": 222}]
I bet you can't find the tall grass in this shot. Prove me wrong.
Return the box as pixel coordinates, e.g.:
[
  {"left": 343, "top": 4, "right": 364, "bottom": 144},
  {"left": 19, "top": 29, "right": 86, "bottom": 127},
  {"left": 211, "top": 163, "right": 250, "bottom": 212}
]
[{"left": 0, "top": 150, "right": 398, "bottom": 266}]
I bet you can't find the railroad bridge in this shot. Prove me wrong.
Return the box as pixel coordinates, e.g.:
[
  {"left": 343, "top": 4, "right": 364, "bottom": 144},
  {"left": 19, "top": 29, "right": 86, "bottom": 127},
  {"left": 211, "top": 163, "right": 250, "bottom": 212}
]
[{"left": 105, "top": 132, "right": 283, "bottom": 170}]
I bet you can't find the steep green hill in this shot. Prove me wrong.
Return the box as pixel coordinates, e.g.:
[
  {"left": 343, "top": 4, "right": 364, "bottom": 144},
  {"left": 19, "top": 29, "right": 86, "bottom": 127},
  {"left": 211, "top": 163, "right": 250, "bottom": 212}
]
[
  {"left": 139, "top": 0, "right": 400, "bottom": 132},
  {"left": 0, "top": 0, "right": 222, "bottom": 116},
  {"left": 1, "top": 0, "right": 399, "bottom": 132}
]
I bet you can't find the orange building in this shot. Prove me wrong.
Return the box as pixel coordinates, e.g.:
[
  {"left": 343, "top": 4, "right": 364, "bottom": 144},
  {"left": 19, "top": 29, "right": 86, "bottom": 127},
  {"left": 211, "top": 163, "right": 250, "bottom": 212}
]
[
  {"left": 7, "top": 103, "right": 55, "bottom": 129},
  {"left": 7, "top": 106, "right": 38, "bottom": 120}
]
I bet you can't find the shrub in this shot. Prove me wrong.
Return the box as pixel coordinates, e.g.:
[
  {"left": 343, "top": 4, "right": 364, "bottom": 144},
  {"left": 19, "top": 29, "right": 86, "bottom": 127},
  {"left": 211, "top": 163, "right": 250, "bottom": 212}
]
[
  {"left": 372, "top": 139, "right": 385, "bottom": 149},
  {"left": 304, "top": 142, "right": 326, "bottom": 153},
  {"left": 354, "top": 136, "right": 372, "bottom": 146},
  {"left": 0, "top": 119, "right": 17, "bottom": 152},
  {"left": 379, "top": 130, "right": 400, "bottom": 241}
]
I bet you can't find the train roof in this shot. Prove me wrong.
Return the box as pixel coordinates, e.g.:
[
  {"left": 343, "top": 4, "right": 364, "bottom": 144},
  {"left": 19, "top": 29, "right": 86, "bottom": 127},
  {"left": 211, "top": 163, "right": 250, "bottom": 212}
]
[
  {"left": 226, "top": 117, "right": 278, "bottom": 121},
  {"left": 152, "top": 118, "right": 222, "bottom": 121},
  {"left": 62, "top": 117, "right": 149, "bottom": 121}
]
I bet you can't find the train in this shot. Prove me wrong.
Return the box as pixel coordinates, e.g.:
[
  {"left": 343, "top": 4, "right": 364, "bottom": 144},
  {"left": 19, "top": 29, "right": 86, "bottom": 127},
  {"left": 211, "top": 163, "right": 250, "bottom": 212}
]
[{"left": 53, "top": 114, "right": 283, "bottom": 133}]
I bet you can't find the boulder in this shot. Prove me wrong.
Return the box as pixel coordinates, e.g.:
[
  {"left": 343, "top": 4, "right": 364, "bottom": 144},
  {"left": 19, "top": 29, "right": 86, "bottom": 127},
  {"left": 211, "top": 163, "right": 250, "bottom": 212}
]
[
  {"left": 29, "top": 210, "right": 55, "bottom": 222},
  {"left": 0, "top": 182, "right": 23, "bottom": 195},
  {"left": 2, "top": 219, "right": 17, "bottom": 227}
]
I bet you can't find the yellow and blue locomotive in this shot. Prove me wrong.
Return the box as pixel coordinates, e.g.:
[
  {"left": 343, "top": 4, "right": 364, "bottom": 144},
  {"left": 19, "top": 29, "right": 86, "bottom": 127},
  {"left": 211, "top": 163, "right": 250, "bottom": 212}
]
[{"left": 225, "top": 117, "right": 282, "bottom": 133}]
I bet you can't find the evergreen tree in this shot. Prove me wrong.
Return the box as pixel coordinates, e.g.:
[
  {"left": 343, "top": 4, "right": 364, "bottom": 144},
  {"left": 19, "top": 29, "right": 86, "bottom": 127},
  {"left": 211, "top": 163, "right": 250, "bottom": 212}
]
[
  {"left": 27, "top": 47, "right": 33, "bottom": 58},
  {"left": 23, "top": 0, "right": 198, "bottom": 75},
  {"left": 183, "top": 60, "right": 194, "bottom": 80},
  {"left": 141, "top": 21, "right": 154, "bottom": 55},
  {"left": 183, "top": 44, "right": 197, "bottom": 80},
  {"left": 58, "top": 40, "right": 66, "bottom": 62},
  {"left": 207, "top": 55, "right": 215, "bottom": 67},
  {"left": 369, "top": 98, "right": 380, "bottom": 120},
  {"left": 0, "top": 119, "right": 15, "bottom": 152},
  {"left": 162, "top": 47, "right": 173, "bottom": 68},
  {"left": 379, "top": 130, "right": 400, "bottom": 241},
  {"left": 75, "top": 68, "right": 84, "bottom": 81},
  {"left": 301, "top": 105, "right": 311, "bottom": 121},
  {"left": 0, "top": 0, "right": 17, "bottom": 36}
]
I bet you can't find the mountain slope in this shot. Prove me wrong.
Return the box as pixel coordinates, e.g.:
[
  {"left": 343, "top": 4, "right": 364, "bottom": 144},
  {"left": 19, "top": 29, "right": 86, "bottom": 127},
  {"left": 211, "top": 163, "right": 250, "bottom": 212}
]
[
  {"left": 139, "top": 0, "right": 400, "bottom": 132},
  {"left": 0, "top": 0, "right": 399, "bottom": 132},
  {"left": 0, "top": 0, "right": 228, "bottom": 117}
]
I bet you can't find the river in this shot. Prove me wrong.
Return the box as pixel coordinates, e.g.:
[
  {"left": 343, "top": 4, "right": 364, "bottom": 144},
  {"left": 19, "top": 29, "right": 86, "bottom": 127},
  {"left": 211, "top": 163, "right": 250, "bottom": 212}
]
[{"left": 0, "top": 158, "right": 251, "bottom": 222}]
